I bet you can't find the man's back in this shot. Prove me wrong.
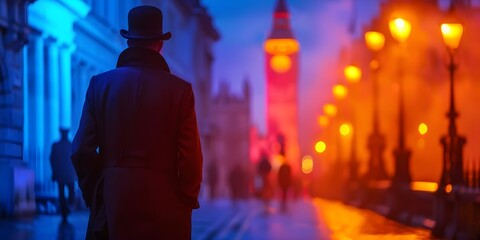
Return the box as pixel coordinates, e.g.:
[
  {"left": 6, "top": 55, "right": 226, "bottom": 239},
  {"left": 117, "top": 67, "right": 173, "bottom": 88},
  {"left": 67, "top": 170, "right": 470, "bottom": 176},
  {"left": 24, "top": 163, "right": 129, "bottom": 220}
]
[
  {"left": 72, "top": 47, "right": 203, "bottom": 239},
  {"left": 51, "top": 139, "right": 75, "bottom": 183},
  {"left": 72, "top": 6, "right": 203, "bottom": 239},
  {"left": 93, "top": 53, "right": 188, "bottom": 170}
]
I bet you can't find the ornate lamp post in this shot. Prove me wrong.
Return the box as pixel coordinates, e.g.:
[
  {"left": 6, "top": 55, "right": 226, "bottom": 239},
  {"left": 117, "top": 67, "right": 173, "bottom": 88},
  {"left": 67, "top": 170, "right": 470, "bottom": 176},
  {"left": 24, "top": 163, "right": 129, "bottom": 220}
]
[
  {"left": 364, "top": 31, "right": 388, "bottom": 180},
  {"left": 438, "top": 22, "right": 466, "bottom": 192},
  {"left": 432, "top": 20, "right": 466, "bottom": 238},
  {"left": 344, "top": 65, "right": 362, "bottom": 194},
  {"left": 388, "top": 18, "right": 412, "bottom": 188}
]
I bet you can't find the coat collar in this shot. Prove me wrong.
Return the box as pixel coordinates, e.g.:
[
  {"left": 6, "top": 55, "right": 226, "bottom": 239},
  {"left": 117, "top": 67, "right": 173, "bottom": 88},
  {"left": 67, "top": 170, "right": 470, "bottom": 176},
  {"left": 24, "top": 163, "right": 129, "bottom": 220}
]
[{"left": 116, "top": 47, "right": 171, "bottom": 73}]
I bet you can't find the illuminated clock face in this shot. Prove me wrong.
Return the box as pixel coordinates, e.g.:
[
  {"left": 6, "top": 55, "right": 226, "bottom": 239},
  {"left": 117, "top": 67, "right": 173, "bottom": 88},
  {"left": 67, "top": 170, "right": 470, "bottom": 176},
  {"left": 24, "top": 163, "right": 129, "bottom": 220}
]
[{"left": 270, "top": 54, "right": 291, "bottom": 73}]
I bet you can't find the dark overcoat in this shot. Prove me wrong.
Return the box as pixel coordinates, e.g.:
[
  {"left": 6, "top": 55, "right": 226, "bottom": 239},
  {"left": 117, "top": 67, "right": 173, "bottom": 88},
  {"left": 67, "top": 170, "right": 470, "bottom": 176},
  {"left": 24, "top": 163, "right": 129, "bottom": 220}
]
[
  {"left": 51, "top": 139, "right": 76, "bottom": 183},
  {"left": 71, "top": 47, "right": 203, "bottom": 240}
]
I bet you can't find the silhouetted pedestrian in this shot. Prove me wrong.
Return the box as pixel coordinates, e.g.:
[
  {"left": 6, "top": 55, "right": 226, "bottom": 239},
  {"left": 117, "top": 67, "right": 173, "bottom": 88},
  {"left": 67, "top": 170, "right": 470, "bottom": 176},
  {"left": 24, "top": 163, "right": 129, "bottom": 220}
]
[
  {"left": 72, "top": 5, "right": 203, "bottom": 240},
  {"left": 50, "top": 128, "right": 76, "bottom": 223},
  {"left": 278, "top": 162, "right": 292, "bottom": 211},
  {"left": 257, "top": 152, "right": 273, "bottom": 211}
]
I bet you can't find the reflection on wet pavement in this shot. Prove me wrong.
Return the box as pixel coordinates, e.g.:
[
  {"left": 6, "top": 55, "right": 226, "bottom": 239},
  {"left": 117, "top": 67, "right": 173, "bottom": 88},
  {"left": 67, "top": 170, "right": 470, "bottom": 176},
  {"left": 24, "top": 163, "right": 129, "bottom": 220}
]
[{"left": 313, "top": 198, "right": 432, "bottom": 240}]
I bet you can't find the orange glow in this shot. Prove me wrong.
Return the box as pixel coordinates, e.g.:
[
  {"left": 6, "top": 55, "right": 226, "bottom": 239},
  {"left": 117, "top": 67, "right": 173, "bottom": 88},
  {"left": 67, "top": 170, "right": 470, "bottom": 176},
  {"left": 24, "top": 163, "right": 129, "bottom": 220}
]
[
  {"left": 441, "top": 23, "right": 463, "bottom": 50},
  {"left": 410, "top": 181, "right": 438, "bottom": 192},
  {"left": 315, "top": 141, "right": 326, "bottom": 153},
  {"left": 313, "top": 198, "right": 431, "bottom": 239},
  {"left": 365, "top": 31, "right": 385, "bottom": 52},
  {"left": 417, "top": 138, "right": 426, "bottom": 149},
  {"left": 332, "top": 84, "right": 348, "bottom": 99},
  {"left": 445, "top": 184, "right": 453, "bottom": 193},
  {"left": 339, "top": 123, "right": 352, "bottom": 136},
  {"left": 318, "top": 115, "right": 329, "bottom": 127},
  {"left": 344, "top": 65, "right": 362, "bottom": 83},
  {"left": 264, "top": 38, "right": 300, "bottom": 55},
  {"left": 272, "top": 154, "right": 286, "bottom": 169},
  {"left": 323, "top": 104, "right": 337, "bottom": 117},
  {"left": 270, "top": 54, "right": 291, "bottom": 73},
  {"left": 389, "top": 18, "right": 411, "bottom": 43},
  {"left": 368, "top": 180, "right": 391, "bottom": 189},
  {"left": 302, "top": 155, "right": 313, "bottom": 174},
  {"left": 370, "top": 59, "right": 380, "bottom": 70},
  {"left": 418, "top": 123, "right": 428, "bottom": 135}
]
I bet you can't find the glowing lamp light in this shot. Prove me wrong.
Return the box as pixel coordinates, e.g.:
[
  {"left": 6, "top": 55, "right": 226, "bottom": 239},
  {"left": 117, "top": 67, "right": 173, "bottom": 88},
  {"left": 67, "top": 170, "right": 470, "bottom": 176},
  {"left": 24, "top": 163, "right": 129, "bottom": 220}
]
[
  {"left": 323, "top": 104, "right": 337, "bottom": 117},
  {"left": 344, "top": 65, "right": 362, "bottom": 83},
  {"left": 410, "top": 181, "right": 438, "bottom": 192},
  {"left": 339, "top": 123, "right": 352, "bottom": 136},
  {"left": 389, "top": 18, "right": 411, "bottom": 43},
  {"left": 302, "top": 155, "right": 314, "bottom": 174},
  {"left": 270, "top": 54, "right": 291, "bottom": 73},
  {"left": 445, "top": 184, "right": 453, "bottom": 193},
  {"left": 441, "top": 23, "right": 463, "bottom": 51},
  {"left": 418, "top": 123, "right": 428, "bottom": 135},
  {"left": 315, "top": 141, "right": 327, "bottom": 153},
  {"left": 318, "top": 115, "right": 330, "bottom": 127},
  {"left": 365, "top": 31, "right": 385, "bottom": 52},
  {"left": 332, "top": 84, "right": 348, "bottom": 99},
  {"left": 264, "top": 38, "right": 300, "bottom": 55}
]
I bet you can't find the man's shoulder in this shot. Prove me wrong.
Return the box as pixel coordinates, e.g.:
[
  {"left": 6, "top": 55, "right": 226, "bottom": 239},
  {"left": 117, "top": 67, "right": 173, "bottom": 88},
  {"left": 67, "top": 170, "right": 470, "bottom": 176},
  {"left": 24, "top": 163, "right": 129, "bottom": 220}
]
[{"left": 95, "top": 67, "right": 191, "bottom": 88}]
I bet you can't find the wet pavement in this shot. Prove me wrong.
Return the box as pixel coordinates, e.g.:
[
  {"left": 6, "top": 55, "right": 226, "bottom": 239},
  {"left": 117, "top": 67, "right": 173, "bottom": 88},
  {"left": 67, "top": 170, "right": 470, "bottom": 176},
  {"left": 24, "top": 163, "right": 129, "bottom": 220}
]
[
  {"left": 0, "top": 198, "right": 433, "bottom": 240},
  {"left": 313, "top": 198, "right": 432, "bottom": 240}
]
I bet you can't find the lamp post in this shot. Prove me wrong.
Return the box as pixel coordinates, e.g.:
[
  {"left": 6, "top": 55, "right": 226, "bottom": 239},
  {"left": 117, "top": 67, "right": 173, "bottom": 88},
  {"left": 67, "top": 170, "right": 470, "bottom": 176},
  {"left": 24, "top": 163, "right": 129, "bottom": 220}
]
[
  {"left": 388, "top": 18, "right": 412, "bottom": 188},
  {"left": 438, "top": 22, "right": 466, "bottom": 190},
  {"left": 364, "top": 31, "right": 388, "bottom": 180},
  {"left": 433, "top": 20, "right": 466, "bottom": 238},
  {"left": 344, "top": 65, "right": 361, "bottom": 192}
]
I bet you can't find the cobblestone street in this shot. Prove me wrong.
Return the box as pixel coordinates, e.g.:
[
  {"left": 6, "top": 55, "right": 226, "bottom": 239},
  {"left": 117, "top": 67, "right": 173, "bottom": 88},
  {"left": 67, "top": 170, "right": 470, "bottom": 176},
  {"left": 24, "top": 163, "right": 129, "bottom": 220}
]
[{"left": 0, "top": 198, "right": 433, "bottom": 240}]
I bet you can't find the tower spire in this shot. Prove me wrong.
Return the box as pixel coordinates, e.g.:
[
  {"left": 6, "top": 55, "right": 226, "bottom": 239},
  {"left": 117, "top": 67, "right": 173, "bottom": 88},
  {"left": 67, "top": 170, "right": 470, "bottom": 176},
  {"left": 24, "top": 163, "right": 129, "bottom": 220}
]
[
  {"left": 269, "top": 0, "right": 294, "bottom": 39},
  {"left": 275, "top": 0, "right": 288, "bottom": 13}
]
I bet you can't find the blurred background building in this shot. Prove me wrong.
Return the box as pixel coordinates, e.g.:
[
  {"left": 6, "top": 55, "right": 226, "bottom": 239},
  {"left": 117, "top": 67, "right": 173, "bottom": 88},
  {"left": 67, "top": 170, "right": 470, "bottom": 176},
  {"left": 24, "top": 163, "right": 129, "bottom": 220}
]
[
  {"left": 210, "top": 81, "right": 251, "bottom": 198},
  {"left": 0, "top": 0, "right": 232, "bottom": 216}
]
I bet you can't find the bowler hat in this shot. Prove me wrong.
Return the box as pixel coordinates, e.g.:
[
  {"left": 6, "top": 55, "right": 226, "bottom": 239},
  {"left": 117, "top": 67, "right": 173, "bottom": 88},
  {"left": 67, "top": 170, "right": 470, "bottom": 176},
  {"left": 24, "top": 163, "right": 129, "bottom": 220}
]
[{"left": 120, "top": 5, "right": 172, "bottom": 40}]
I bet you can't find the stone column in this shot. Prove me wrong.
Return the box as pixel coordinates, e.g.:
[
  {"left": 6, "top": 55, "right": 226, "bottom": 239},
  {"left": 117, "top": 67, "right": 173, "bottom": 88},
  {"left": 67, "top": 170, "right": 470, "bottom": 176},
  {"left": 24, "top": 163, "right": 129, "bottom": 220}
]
[
  {"left": 43, "top": 38, "right": 61, "bottom": 194},
  {"left": 32, "top": 34, "right": 45, "bottom": 184},
  {"left": 59, "top": 44, "right": 74, "bottom": 131},
  {"left": 71, "top": 58, "right": 88, "bottom": 135},
  {"left": 45, "top": 38, "right": 60, "bottom": 146}
]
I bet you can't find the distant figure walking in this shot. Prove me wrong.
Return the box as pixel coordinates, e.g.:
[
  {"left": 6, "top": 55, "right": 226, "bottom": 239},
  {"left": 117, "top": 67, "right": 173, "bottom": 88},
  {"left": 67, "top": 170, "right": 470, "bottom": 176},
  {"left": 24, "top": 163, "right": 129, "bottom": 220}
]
[
  {"left": 257, "top": 153, "right": 273, "bottom": 211},
  {"left": 278, "top": 162, "right": 292, "bottom": 211},
  {"left": 72, "top": 5, "right": 203, "bottom": 240},
  {"left": 50, "top": 128, "right": 76, "bottom": 223}
]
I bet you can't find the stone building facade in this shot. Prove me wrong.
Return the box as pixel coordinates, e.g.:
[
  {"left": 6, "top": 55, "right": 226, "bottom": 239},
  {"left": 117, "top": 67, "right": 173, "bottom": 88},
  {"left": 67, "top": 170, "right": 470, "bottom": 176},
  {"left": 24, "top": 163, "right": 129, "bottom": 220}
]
[
  {"left": 209, "top": 81, "right": 251, "bottom": 198},
  {"left": 0, "top": 0, "right": 36, "bottom": 217},
  {"left": 1, "top": 0, "right": 218, "bottom": 216}
]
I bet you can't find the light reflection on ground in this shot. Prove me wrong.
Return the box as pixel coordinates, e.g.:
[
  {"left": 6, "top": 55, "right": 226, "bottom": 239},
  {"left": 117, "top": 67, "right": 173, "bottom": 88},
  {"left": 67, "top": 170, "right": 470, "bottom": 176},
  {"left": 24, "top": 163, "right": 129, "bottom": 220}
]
[{"left": 313, "top": 198, "right": 432, "bottom": 240}]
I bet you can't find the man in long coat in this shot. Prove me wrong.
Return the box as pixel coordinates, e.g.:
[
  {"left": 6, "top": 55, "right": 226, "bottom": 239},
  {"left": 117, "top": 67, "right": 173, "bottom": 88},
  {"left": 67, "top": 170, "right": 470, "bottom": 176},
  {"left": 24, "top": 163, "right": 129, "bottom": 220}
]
[
  {"left": 50, "top": 128, "right": 77, "bottom": 222},
  {"left": 71, "top": 5, "right": 203, "bottom": 240}
]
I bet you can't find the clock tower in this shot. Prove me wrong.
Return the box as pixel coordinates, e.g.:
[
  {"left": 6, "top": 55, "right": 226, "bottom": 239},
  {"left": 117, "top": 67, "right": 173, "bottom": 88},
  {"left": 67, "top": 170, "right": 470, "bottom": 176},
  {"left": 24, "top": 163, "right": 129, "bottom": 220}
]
[{"left": 264, "top": 0, "right": 300, "bottom": 171}]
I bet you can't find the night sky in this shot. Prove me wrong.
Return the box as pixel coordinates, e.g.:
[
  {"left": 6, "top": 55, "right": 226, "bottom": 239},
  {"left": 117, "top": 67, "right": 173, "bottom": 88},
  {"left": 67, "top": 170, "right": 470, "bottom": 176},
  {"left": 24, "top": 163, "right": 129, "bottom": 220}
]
[
  {"left": 202, "top": 0, "right": 382, "bottom": 151},
  {"left": 201, "top": 0, "right": 473, "bottom": 153}
]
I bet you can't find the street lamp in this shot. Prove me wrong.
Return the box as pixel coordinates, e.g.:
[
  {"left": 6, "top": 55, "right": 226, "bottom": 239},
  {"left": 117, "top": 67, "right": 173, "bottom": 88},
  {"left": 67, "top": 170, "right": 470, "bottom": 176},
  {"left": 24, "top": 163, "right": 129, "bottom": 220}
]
[
  {"left": 388, "top": 17, "right": 412, "bottom": 187},
  {"left": 333, "top": 84, "right": 348, "bottom": 100},
  {"left": 438, "top": 22, "right": 466, "bottom": 191},
  {"left": 323, "top": 103, "right": 337, "bottom": 118},
  {"left": 344, "top": 64, "right": 362, "bottom": 188},
  {"left": 344, "top": 65, "right": 362, "bottom": 83},
  {"left": 364, "top": 31, "right": 388, "bottom": 180},
  {"left": 433, "top": 20, "right": 466, "bottom": 238}
]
